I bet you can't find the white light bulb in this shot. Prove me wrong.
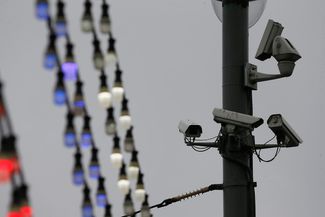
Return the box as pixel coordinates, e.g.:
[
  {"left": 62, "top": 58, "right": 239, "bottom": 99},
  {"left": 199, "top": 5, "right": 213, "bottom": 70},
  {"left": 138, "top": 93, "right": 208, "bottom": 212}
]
[
  {"left": 141, "top": 207, "right": 151, "bottom": 217},
  {"left": 110, "top": 153, "right": 122, "bottom": 168},
  {"left": 94, "top": 55, "right": 105, "bottom": 70},
  {"left": 112, "top": 87, "right": 124, "bottom": 103},
  {"left": 100, "top": 20, "right": 111, "bottom": 33},
  {"left": 135, "top": 189, "right": 146, "bottom": 203},
  {"left": 119, "top": 115, "right": 132, "bottom": 130},
  {"left": 127, "top": 166, "right": 139, "bottom": 180},
  {"left": 105, "top": 52, "right": 117, "bottom": 65},
  {"left": 81, "top": 19, "right": 93, "bottom": 32},
  {"left": 98, "top": 91, "right": 112, "bottom": 108},
  {"left": 117, "top": 179, "right": 130, "bottom": 194}
]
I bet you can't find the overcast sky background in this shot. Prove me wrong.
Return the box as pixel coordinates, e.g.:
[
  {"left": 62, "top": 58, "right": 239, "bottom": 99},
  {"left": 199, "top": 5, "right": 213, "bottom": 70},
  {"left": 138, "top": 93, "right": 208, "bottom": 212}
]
[{"left": 0, "top": 0, "right": 325, "bottom": 217}]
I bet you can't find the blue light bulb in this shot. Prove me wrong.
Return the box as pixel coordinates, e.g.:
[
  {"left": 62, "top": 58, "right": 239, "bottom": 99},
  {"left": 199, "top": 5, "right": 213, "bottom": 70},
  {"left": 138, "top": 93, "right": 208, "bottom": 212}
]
[
  {"left": 96, "top": 193, "right": 107, "bottom": 207},
  {"left": 73, "top": 169, "right": 84, "bottom": 186},
  {"left": 62, "top": 62, "right": 78, "bottom": 81},
  {"left": 82, "top": 204, "right": 93, "bottom": 217},
  {"left": 55, "top": 20, "right": 67, "bottom": 37},
  {"left": 89, "top": 164, "right": 100, "bottom": 179},
  {"left": 54, "top": 88, "right": 66, "bottom": 106},
  {"left": 81, "top": 132, "right": 92, "bottom": 148},
  {"left": 36, "top": 2, "right": 49, "bottom": 20},
  {"left": 64, "top": 131, "right": 76, "bottom": 148},
  {"left": 74, "top": 99, "right": 85, "bottom": 109},
  {"left": 44, "top": 52, "right": 56, "bottom": 69}
]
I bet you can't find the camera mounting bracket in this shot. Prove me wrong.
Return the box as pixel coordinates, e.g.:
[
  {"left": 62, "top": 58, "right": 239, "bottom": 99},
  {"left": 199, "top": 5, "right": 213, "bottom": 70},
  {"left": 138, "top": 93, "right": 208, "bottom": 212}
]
[{"left": 244, "top": 63, "right": 290, "bottom": 90}]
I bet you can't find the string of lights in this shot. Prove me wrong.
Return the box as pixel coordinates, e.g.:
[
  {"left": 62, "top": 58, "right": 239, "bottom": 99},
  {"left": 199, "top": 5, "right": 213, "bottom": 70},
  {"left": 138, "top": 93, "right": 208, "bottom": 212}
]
[
  {"left": 36, "top": 0, "right": 114, "bottom": 216},
  {"left": 0, "top": 79, "right": 32, "bottom": 217},
  {"left": 79, "top": 1, "right": 152, "bottom": 216}
]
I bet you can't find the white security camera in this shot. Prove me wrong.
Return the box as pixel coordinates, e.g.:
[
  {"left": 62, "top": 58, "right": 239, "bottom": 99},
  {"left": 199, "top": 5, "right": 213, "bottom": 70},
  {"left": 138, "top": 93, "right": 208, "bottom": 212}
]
[
  {"left": 212, "top": 108, "right": 263, "bottom": 130},
  {"left": 178, "top": 120, "right": 202, "bottom": 138},
  {"left": 272, "top": 36, "right": 301, "bottom": 76},
  {"left": 267, "top": 114, "right": 302, "bottom": 147}
]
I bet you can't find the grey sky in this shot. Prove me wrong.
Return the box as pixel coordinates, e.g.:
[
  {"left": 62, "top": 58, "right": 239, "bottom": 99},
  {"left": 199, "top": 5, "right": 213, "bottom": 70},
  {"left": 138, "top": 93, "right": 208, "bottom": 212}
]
[{"left": 0, "top": 0, "right": 324, "bottom": 217}]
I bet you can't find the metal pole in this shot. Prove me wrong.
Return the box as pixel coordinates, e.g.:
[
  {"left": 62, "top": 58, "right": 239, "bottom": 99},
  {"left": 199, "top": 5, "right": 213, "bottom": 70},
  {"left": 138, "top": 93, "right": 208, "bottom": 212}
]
[{"left": 222, "top": 1, "right": 255, "bottom": 217}]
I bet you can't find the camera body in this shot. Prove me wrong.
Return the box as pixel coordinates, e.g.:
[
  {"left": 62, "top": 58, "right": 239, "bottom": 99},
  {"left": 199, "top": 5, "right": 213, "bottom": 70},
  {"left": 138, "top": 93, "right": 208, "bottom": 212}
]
[
  {"left": 267, "top": 114, "right": 302, "bottom": 147},
  {"left": 178, "top": 120, "right": 202, "bottom": 138},
  {"left": 213, "top": 108, "right": 264, "bottom": 130}
]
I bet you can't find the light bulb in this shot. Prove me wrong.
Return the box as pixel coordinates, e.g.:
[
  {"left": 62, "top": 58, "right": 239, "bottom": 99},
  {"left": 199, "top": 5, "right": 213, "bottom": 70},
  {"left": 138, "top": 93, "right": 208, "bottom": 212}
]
[
  {"left": 118, "top": 163, "right": 130, "bottom": 194},
  {"left": 35, "top": 0, "right": 48, "bottom": 20},
  {"left": 106, "top": 119, "right": 116, "bottom": 135},
  {"left": 20, "top": 205, "right": 32, "bottom": 217},
  {"left": 124, "top": 127, "right": 135, "bottom": 152},
  {"left": 135, "top": 189, "right": 146, "bottom": 203},
  {"left": 54, "top": 86, "right": 66, "bottom": 106},
  {"left": 105, "top": 37, "right": 117, "bottom": 65},
  {"left": 73, "top": 168, "right": 84, "bottom": 186},
  {"left": 55, "top": 1, "right": 67, "bottom": 37},
  {"left": 98, "top": 91, "right": 112, "bottom": 108},
  {"left": 123, "top": 193, "right": 134, "bottom": 215},
  {"left": 119, "top": 115, "right": 132, "bottom": 130},
  {"left": 211, "top": 0, "right": 267, "bottom": 28},
  {"left": 141, "top": 195, "right": 151, "bottom": 217},
  {"left": 81, "top": 16, "right": 93, "bottom": 33},
  {"left": 64, "top": 112, "right": 76, "bottom": 147},
  {"left": 118, "top": 179, "right": 130, "bottom": 194},
  {"left": 127, "top": 166, "right": 139, "bottom": 180},
  {"left": 81, "top": 131, "right": 92, "bottom": 149},
  {"left": 100, "top": 17, "right": 111, "bottom": 34},
  {"left": 112, "top": 87, "right": 124, "bottom": 103},
  {"left": 0, "top": 158, "right": 14, "bottom": 183},
  {"left": 96, "top": 193, "right": 107, "bottom": 208},
  {"left": 64, "top": 130, "right": 76, "bottom": 148},
  {"left": 128, "top": 150, "right": 139, "bottom": 180},
  {"left": 141, "top": 207, "right": 151, "bottom": 217},
  {"left": 105, "top": 51, "right": 117, "bottom": 65},
  {"left": 89, "top": 163, "right": 100, "bottom": 179},
  {"left": 81, "top": 0, "right": 93, "bottom": 32},
  {"left": 89, "top": 147, "right": 100, "bottom": 179},
  {"left": 7, "top": 210, "right": 21, "bottom": 217},
  {"left": 100, "top": 2, "right": 111, "bottom": 33},
  {"left": 94, "top": 52, "right": 105, "bottom": 70},
  {"left": 62, "top": 62, "right": 78, "bottom": 81},
  {"left": 110, "top": 153, "right": 122, "bottom": 168},
  {"left": 73, "top": 81, "right": 85, "bottom": 116},
  {"left": 44, "top": 52, "right": 56, "bottom": 70},
  {"left": 62, "top": 43, "right": 78, "bottom": 81},
  {"left": 96, "top": 177, "right": 107, "bottom": 207},
  {"left": 82, "top": 204, "right": 93, "bottom": 217},
  {"left": 73, "top": 151, "right": 84, "bottom": 185}
]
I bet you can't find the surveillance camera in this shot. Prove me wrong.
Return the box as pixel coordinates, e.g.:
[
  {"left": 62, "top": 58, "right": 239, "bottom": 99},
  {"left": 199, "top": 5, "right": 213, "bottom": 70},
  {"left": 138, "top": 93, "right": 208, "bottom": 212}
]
[
  {"left": 267, "top": 114, "right": 302, "bottom": 147},
  {"left": 178, "top": 120, "right": 202, "bottom": 138},
  {"left": 272, "top": 36, "right": 301, "bottom": 76},
  {"left": 256, "top": 19, "right": 283, "bottom": 61},
  {"left": 212, "top": 108, "right": 263, "bottom": 130}
]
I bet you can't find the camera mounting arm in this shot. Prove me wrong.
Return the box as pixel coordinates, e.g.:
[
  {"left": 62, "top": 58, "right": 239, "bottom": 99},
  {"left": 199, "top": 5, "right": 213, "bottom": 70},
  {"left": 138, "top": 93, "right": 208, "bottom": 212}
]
[{"left": 244, "top": 63, "right": 292, "bottom": 90}]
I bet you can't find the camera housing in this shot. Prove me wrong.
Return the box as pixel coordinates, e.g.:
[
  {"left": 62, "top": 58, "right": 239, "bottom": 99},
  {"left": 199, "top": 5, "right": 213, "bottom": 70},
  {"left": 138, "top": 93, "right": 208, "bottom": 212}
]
[
  {"left": 178, "top": 120, "right": 202, "bottom": 138},
  {"left": 213, "top": 108, "right": 264, "bottom": 130},
  {"left": 272, "top": 36, "right": 301, "bottom": 76},
  {"left": 267, "top": 114, "right": 302, "bottom": 147},
  {"left": 256, "top": 19, "right": 284, "bottom": 61}
]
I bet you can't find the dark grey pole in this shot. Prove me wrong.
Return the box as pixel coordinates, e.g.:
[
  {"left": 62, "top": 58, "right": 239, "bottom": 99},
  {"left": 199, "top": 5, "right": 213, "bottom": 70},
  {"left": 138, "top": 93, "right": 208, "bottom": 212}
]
[{"left": 222, "top": 1, "right": 255, "bottom": 217}]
